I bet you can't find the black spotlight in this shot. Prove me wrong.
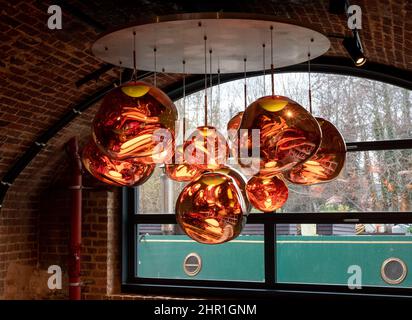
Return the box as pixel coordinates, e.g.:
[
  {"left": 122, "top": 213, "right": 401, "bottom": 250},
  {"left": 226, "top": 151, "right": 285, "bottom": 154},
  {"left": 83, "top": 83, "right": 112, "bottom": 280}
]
[{"left": 342, "top": 32, "right": 366, "bottom": 66}]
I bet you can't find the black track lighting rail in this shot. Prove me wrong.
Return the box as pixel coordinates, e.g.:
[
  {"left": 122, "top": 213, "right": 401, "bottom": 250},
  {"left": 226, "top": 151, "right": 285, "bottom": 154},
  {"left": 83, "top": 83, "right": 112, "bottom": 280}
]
[{"left": 75, "top": 63, "right": 115, "bottom": 88}]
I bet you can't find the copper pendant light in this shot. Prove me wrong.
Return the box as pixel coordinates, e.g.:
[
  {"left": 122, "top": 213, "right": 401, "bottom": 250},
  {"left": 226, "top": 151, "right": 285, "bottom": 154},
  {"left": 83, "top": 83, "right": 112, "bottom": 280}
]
[
  {"left": 183, "top": 37, "right": 229, "bottom": 171},
  {"left": 237, "top": 27, "right": 322, "bottom": 178},
  {"left": 238, "top": 95, "right": 322, "bottom": 178},
  {"left": 246, "top": 175, "right": 288, "bottom": 212},
  {"left": 92, "top": 81, "right": 177, "bottom": 163},
  {"left": 284, "top": 45, "right": 346, "bottom": 185},
  {"left": 284, "top": 118, "right": 346, "bottom": 184},
  {"left": 165, "top": 60, "right": 204, "bottom": 181},
  {"left": 176, "top": 171, "right": 247, "bottom": 244}
]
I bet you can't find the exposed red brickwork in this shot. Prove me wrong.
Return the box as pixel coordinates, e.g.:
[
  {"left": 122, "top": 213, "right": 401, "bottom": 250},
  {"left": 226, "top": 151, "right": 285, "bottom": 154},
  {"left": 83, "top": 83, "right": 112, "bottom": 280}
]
[
  {"left": 0, "top": 0, "right": 411, "bottom": 299},
  {"left": 81, "top": 188, "right": 119, "bottom": 300}
]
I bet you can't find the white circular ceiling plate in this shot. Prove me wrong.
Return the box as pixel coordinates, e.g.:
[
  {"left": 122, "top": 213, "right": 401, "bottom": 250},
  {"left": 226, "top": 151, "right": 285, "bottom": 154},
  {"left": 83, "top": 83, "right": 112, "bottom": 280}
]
[{"left": 92, "top": 13, "right": 330, "bottom": 74}]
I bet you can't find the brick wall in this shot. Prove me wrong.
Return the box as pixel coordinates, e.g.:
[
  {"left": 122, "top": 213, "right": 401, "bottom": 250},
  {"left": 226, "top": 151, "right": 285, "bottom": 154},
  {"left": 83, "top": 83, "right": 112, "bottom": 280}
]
[{"left": 1, "top": 160, "right": 124, "bottom": 299}]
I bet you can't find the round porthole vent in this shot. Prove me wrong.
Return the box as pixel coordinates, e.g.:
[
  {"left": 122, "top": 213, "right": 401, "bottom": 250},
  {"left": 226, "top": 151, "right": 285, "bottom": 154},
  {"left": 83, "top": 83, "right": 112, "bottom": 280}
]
[
  {"left": 381, "top": 257, "right": 407, "bottom": 285},
  {"left": 183, "top": 253, "right": 202, "bottom": 276}
]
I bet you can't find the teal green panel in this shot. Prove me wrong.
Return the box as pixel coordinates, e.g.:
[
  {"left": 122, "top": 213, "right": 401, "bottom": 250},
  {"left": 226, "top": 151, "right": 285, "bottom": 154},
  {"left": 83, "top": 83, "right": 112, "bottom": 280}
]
[
  {"left": 277, "top": 236, "right": 412, "bottom": 287},
  {"left": 137, "top": 235, "right": 265, "bottom": 282}
]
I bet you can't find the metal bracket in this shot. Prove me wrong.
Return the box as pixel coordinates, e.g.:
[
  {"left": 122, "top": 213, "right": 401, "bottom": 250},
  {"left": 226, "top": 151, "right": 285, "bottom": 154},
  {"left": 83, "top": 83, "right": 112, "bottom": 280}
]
[
  {"left": 34, "top": 141, "right": 46, "bottom": 147},
  {"left": 68, "top": 185, "right": 82, "bottom": 190},
  {"left": 1, "top": 180, "right": 12, "bottom": 187}
]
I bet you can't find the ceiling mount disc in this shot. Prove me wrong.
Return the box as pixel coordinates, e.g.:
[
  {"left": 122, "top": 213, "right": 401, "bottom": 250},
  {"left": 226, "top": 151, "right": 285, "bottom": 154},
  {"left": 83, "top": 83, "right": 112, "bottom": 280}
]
[{"left": 92, "top": 13, "right": 330, "bottom": 74}]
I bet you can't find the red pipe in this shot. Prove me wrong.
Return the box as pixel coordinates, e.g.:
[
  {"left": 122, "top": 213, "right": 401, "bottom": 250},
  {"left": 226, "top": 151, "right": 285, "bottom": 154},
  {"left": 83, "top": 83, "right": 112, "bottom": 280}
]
[{"left": 66, "top": 137, "right": 82, "bottom": 300}]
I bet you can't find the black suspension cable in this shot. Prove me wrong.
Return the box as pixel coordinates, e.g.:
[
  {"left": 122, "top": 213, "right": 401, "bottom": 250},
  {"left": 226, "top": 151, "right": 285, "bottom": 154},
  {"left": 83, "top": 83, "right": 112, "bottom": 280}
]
[
  {"left": 132, "top": 31, "right": 137, "bottom": 81},
  {"left": 182, "top": 60, "right": 186, "bottom": 140},
  {"left": 204, "top": 35, "right": 208, "bottom": 126},
  {"left": 270, "top": 26, "right": 274, "bottom": 96},
  {"left": 217, "top": 68, "right": 221, "bottom": 110},
  {"left": 119, "top": 60, "right": 123, "bottom": 85},
  {"left": 244, "top": 58, "right": 247, "bottom": 109},
  {"left": 308, "top": 38, "right": 314, "bottom": 114},
  {"left": 262, "top": 43, "right": 266, "bottom": 96},
  {"left": 209, "top": 49, "right": 213, "bottom": 124},
  {"left": 153, "top": 47, "right": 157, "bottom": 87}
]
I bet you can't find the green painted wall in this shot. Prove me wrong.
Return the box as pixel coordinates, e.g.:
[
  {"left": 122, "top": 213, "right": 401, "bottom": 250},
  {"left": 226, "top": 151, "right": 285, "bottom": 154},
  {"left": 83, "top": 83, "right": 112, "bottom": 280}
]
[{"left": 137, "top": 235, "right": 412, "bottom": 287}]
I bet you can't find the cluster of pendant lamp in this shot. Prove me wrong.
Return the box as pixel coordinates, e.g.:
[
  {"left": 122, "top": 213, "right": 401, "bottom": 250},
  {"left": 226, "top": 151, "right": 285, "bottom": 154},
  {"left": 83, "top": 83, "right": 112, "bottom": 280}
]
[{"left": 84, "top": 15, "right": 347, "bottom": 244}]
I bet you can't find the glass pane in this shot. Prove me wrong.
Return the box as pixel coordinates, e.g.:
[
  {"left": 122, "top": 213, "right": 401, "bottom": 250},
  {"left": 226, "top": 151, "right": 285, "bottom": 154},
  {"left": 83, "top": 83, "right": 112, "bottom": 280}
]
[
  {"left": 175, "top": 73, "right": 412, "bottom": 143},
  {"left": 137, "top": 166, "right": 163, "bottom": 214},
  {"left": 137, "top": 166, "right": 190, "bottom": 214},
  {"left": 276, "top": 223, "right": 412, "bottom": 288},
  {"left": 137, "top": 224, "right": 264, "bottom": 282},
  {"left": 279, "top": 149, "right": 412, "bottom": 213}
]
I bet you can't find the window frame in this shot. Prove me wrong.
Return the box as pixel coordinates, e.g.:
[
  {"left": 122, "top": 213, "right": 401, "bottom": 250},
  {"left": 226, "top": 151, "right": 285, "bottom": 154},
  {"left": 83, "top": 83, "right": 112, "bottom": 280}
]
[{"left": 121, "top": 63, "right": 412, "bottom": 298}]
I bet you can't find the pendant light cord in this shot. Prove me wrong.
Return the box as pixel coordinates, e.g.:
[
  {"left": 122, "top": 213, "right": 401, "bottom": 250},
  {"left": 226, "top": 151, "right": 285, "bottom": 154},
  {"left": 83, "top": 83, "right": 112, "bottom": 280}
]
[
  {"left": 153, "top": 47, "right": 157, "bottom": 87},
  {"left": 308, "top": 38, "right": 314, "bottom": 114},
  {"left": 262, "top": 43, "right": 266, "bottom": 96},
  {"left": 308, "top": 52, "right": 312, "bottom": 114},
  {"left": 204, "top": 35, "right": 208, "bottom": 127},
  {"left": 270, "top": 26, "right": 274, "bottom": 96},
  {"left": 244, "top": 58, "right": 247, "bottom": 109},
  {"left": 217, "top": 68, "right": 221, "bottom": 111},
  {"left": 209, "top": 49, "right": 213, "bottom": 125},
  {"left": 182, "top": 60, "right": 186, "bottom": 140},
  {"left": 119, "top": 60, "right": 123, "bottom": 85},
  {"left": 132, "top": 31, "right": 137, "bottom": 81}
]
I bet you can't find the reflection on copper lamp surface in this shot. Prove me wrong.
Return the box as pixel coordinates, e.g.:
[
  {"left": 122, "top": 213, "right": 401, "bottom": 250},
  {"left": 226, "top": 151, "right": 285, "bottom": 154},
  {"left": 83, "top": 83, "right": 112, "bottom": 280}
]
[
  {"left": 284, "top": 117, "right": 346, "bottom": 185},
  {"left": 176, "top": 172, "right": 247, "bottom": 244},
  {"left": 92, "top": 81, "right": 178, "bottom": 163},
  {"left": 183, "top": 126, "right": 229, "bottom": 171},
  {"left": 238, "top": 95, "right": 322, "bottom": 178},
  {"left": 213, "top": 166, "right": 251, "bottom": 213},
  {"left": 165, "top": 145, "right": 204, "bottom": 182},
  {"left": 82, "top": 140, "right": 155, "bottom": 187},
  {"left": 246, "top": 175, "right": 288, "bottom": 212},
  {"left": 227, "top": 111, "right": 244, "bottom": 158},
  {"left": 227, "top": 111, "right": 243, "bottom": 138}
]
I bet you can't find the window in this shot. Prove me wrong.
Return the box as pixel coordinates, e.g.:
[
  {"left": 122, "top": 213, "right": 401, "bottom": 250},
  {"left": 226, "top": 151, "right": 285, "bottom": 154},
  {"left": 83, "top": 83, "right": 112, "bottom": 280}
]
[
  {"left": 122, "top": 71, "right": 412, "bottom": 297},
  {"left": 276, "top": 224, "right": 412, "bottom": 288}
]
